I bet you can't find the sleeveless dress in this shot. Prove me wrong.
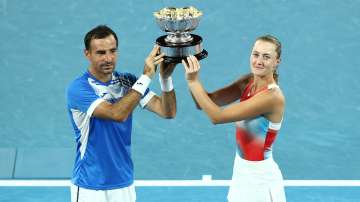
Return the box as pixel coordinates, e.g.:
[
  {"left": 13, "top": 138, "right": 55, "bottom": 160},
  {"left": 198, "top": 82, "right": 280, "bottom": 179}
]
[{"left": 227, "top": 81, "right": 286, "bottom": 202}]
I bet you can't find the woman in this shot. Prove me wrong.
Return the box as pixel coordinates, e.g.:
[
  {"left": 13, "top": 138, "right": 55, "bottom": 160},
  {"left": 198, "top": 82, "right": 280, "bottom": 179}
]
[{"left": 182, "top": 35, "right": 286, "bottom": 202}]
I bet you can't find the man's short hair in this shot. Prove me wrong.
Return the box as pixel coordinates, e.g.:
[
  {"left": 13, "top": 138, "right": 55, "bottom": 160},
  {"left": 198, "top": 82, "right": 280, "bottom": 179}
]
[{"left": 84, "top": 25, "right": 118, "bottom": 50}]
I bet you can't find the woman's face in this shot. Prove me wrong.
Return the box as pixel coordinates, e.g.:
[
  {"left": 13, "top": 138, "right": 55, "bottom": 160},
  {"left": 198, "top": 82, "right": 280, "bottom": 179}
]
[{"left": 250, "top": 40, "right": 280, "bottom": 77}]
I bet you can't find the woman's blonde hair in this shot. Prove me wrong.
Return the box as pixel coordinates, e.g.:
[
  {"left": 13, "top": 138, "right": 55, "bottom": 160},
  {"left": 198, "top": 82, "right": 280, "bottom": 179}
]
[{"left": 255, "top": 35, "right": 281, "bottom": 83}]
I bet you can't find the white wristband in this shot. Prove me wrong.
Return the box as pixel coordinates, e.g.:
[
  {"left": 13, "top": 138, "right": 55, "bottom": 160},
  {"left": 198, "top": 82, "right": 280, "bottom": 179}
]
[
  {"left": 132, "top": 75, "right": 151, "bottom": 95},
  {"left": 159, "top": 76, "right": 174, "bottom": 92}
]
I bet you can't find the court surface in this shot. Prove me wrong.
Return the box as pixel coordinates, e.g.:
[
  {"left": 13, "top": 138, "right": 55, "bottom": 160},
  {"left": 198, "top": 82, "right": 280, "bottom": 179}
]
[{"left": 0, "top": 0, "right": 359, "bottom": 201}]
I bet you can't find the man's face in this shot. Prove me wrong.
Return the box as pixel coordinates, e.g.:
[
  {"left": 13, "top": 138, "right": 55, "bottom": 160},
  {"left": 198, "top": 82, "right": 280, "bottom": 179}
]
[
  {"left": 85, "top": 35, "right": 118, "bottom": 76},
  {"left": 250, "top": 40, "right": 280, "bottom": 77}
]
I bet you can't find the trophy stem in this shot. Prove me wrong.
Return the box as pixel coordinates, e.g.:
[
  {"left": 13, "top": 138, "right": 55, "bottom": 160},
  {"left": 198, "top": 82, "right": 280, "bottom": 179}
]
[{"left": 165, "top": 32, "right": 193, "bottom": 43}]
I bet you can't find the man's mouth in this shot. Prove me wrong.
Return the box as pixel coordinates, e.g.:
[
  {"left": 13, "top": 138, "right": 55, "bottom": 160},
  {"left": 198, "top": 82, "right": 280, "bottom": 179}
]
[{"left": 102, "top": 63, "right": 114, "bottom": 68}]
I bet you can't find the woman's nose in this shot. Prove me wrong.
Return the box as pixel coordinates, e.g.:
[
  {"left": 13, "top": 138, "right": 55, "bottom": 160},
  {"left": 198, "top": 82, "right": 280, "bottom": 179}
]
[{"left": 256, "top": 57, "right": 264, "bottom": 64}]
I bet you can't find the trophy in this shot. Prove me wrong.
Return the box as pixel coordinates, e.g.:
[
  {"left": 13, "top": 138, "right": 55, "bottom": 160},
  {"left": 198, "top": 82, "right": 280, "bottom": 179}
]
[{"left": 153, "top": 6, "right": 208, "bottom": 63}]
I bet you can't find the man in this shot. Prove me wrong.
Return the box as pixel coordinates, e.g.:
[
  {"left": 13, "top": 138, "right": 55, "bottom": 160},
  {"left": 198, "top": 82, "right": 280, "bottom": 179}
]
[{"left": 66, "top": 25, "right": 176, "bottom": 202}]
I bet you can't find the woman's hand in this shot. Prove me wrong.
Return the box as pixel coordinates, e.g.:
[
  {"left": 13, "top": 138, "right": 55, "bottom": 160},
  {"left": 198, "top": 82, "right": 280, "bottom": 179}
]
[{"left": 182, "top": 55, "right": 201, "bottom": 82}]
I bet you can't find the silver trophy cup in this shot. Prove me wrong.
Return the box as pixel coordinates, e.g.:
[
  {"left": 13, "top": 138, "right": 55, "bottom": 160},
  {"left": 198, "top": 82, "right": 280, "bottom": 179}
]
[{"left": 154, "top": 7, "right": 208, "bottom": 63}]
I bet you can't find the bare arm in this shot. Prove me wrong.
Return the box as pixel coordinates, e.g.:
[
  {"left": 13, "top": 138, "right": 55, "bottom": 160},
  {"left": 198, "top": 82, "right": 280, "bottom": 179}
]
[
  {"left": 190, "top": 73, "right": 252, "bottom": 109},
  {"left": 144, "top": 90, "right": 176, "bottom": 118},
  {"left": 208, "top": 73, "right": 252, "bottom": 106},
  {"left": 144, "top": 62, "right": 177, "bottom": 118},
  {"left": 93, "top": 90, "right": 143, "bottom": 122},
  {"left": 188, "top": 81, "right": 283, "bottom": 124},
  {"left": 183, "top": 56, "right": 284, "bottom": 124},
  {"left": 93, "top": 45, "right": 165, "bottom": 122}
]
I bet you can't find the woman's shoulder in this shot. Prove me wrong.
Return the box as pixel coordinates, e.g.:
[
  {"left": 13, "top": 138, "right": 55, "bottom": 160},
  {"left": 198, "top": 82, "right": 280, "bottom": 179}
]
[
  {"left": 267, "top": 85, "right": 285, "bottom": 106},
  {"left": 252, "top": 84, "right": 285, "bottom": 107}
]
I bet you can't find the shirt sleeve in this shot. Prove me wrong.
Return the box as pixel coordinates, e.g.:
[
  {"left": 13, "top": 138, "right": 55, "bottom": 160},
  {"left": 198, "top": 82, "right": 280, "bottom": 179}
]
[{"left": 67, "top": 80, "right": 105, "bottom": 116}]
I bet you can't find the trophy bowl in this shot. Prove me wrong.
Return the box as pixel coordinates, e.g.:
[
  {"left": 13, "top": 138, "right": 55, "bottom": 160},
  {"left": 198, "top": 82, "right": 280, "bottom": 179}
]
[
  {"left": 154, "top": 6, "right": 208, "bottom": 63},
  {"left": 155, "top": 7, "right": 201, "bottom": 32}
]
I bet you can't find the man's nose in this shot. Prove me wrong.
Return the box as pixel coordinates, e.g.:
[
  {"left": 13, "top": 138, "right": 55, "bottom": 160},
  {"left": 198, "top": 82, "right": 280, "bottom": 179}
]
[{"left": 104, "top": 53, "right": 113, "bottom": 61}]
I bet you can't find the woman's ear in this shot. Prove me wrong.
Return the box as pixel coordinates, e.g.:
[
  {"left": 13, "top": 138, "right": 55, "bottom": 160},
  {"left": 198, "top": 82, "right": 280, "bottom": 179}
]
[{"left": 276, "top": 58, "right": 281, "bottom": 66}]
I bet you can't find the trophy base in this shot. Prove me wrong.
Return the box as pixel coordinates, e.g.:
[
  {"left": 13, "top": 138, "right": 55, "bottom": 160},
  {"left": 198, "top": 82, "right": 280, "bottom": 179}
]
[
  {"left": 156, "top": 34, "right": 208, "bottom": 64},
  {"left": 163, "top": 49, "right": 208, "bottom": 63}
]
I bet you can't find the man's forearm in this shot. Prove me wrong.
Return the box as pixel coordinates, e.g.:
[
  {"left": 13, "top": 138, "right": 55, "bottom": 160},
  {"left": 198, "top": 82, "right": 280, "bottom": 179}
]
[
  {"left": 110, "top": 74, "right": 152, "bottom": 121},
  {"left": 110, "top": 90, "right": 142, "bottom": 121},
  {"left": 160, "top": 90, "right": 176, "bottom": 118}
]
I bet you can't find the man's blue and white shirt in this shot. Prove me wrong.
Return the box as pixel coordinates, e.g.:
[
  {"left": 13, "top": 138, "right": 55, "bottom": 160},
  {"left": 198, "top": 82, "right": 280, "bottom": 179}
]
[{"left": 66, "top": 71, "right": 154, "bottom": 190}]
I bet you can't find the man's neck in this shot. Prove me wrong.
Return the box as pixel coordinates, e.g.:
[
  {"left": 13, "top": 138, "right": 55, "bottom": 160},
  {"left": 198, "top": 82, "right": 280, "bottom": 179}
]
[{"left": 88, "top": 68, "right": 112, "bottom": 83}]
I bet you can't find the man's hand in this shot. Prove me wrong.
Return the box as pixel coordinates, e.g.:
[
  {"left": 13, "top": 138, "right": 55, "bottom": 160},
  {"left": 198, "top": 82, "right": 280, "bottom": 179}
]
[
  {"left": 144, "top": 45, "right": 165, "bottom": 78},
  {"left": 160, "top": 62, "right": 176, "bottom": 79}
]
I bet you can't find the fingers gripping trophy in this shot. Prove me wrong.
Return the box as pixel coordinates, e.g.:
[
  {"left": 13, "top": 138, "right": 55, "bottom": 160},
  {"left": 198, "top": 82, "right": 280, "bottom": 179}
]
[{"left": 154, "top": 6, "right": 208, "bottom": 64}]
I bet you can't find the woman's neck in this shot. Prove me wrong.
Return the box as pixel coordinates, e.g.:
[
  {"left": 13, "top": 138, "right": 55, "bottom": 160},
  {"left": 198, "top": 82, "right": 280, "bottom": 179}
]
[{"left": 252, "top": 74, "right": 276, "bottom": 91}]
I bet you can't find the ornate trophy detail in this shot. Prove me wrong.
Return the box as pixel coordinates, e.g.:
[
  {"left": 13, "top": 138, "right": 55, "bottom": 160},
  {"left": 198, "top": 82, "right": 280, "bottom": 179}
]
[{"left": 154, "top": 6, "right": 208, "bottom": 63}]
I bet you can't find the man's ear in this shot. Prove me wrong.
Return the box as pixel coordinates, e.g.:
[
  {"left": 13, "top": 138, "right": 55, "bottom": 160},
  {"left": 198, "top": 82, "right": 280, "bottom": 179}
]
[{"left": 84, "top": 49, "right": 90, "bottom": 59}]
